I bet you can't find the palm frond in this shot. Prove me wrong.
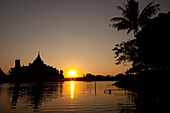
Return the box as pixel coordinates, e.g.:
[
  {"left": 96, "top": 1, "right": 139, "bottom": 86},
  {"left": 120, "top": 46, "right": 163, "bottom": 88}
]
[
  {"left": 127, "top": 28, "right": 133, "bottom": 34},
  {"left": 138, "top": 1, "right": 160, "bottom": 26},
  {"left": 145, "top": 4, "right": 160, "bottom": 17},
  {"left": 110, "top": 17, "right": 128, "bottom": 22},
  {"left": 110, "top": 16, "right": 133, "bottom": 34},
  {"left": 113, "top": 22, "right": 131, "bottom": 31}
]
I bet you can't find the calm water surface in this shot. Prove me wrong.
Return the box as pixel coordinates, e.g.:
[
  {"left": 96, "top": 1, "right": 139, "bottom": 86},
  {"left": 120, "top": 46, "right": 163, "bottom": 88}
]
[{"left": 0, "top": 81, "right": 136, "bottom": 113}]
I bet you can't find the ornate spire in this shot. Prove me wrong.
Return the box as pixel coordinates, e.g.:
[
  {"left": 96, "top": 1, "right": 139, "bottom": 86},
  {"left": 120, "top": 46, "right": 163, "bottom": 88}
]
[
  {"left": 32, "top": 51, "right": 44, "bottom": 65},
  {"left": 36, "top": 51, "right": 41, "bottom": 61},
  {"left": 37, "top": 51, "right": 40, "bottom": 59}
]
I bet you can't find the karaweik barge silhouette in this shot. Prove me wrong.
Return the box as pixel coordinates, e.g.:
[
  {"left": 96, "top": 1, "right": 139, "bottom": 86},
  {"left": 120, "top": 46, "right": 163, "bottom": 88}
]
[{"left": 1, "top": 52, "right": 64, "bottom": 82}]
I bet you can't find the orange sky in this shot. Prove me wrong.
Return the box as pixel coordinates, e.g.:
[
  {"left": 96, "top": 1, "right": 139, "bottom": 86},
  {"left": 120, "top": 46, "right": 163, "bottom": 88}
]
[{"left": 0, "top": 0, "right": 169, "bottom": 77}]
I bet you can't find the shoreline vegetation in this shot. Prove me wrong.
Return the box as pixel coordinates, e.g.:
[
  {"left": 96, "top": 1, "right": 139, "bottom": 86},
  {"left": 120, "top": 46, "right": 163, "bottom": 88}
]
[
  {"left": 64, "top": 73, "right": 116, "bottom": 81},
  {"left": 109, "top": 0, "right": 170, "bottom": 92},
  {"left": 113, "top": 11, "right": 170, "bottom": 90}
]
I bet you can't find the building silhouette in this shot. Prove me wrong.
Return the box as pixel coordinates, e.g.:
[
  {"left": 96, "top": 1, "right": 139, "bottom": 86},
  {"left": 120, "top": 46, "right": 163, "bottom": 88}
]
[{"left": 9, "top": 52, "right": 64, "bottom": 82}]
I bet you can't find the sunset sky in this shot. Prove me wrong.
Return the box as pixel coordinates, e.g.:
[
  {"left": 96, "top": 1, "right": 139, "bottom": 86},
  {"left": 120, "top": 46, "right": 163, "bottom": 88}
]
[{"left": 0, "top": 0, "right": 170, "bottom": 77}]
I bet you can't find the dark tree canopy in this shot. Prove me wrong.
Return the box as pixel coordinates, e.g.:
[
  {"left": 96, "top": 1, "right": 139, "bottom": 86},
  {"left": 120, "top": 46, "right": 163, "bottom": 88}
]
[
  {"left": 113, "top": 12, "right": 170, "bottom": 73},
  {"left": 137, "top": 12, "right": 170, "bottom": 69},
  {"left": 113, "top": 39, "right": 138, "bottom": 65}
]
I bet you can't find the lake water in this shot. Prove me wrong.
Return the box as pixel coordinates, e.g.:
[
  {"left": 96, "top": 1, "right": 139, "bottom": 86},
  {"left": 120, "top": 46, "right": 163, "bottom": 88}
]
[{"left": 0, "top": 81, "right": 165, "bottom": 113}]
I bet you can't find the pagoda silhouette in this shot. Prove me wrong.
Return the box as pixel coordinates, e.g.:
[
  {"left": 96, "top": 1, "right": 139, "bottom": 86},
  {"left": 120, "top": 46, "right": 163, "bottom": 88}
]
[{"left": 9, "top": 52, "right": 64, "bottom": 82}]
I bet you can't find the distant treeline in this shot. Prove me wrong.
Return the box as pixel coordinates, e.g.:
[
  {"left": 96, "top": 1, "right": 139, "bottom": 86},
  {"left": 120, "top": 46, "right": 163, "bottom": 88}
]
[{"left": 65, "top": 73, "right": 119, "bottom": 81}]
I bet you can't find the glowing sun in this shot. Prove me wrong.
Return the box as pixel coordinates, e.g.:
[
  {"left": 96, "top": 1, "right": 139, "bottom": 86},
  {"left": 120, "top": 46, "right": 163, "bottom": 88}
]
[{"left": 68, "top": 70, "right": 77, "bottom": 77}]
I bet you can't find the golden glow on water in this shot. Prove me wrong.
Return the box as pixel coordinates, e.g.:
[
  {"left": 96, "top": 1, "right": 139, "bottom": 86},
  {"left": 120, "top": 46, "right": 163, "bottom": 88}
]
[
  {"left": 0, "top": 81, "right": 139, "bottom": 112},
  {"left": 71, "top": 81, "right": 74, "bottom": 98}
]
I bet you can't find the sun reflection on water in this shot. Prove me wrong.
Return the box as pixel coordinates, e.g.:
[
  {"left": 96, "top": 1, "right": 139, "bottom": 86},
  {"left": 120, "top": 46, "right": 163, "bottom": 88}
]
[{"left": 71, "top": 81, "right": 74, "bottom": 99}]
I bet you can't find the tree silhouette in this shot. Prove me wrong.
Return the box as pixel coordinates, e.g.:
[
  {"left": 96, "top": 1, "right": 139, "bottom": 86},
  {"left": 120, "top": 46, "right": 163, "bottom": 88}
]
[
  {"left": 110, "top": 0, "right": 160, "bottom": 36},
  {"left": 113, "top": 12, "right": 170, "bottom": 73},
  {"left": 112, "top": 39, "right": 138, "bottom": 65},
  {"left": 136, "top": 12, "right": 170, "bottom": 70}
]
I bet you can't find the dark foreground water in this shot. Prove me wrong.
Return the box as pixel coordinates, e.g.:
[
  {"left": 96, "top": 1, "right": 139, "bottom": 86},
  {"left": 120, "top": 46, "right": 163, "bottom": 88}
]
[{"left": 0, "top": 81, "right": 169, "bottom": 113}]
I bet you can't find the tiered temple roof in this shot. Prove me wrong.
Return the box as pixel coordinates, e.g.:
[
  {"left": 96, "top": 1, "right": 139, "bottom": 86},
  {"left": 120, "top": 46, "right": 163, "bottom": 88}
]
[{"left": 9, "top": 52, "right": 64, "bottom": 82}]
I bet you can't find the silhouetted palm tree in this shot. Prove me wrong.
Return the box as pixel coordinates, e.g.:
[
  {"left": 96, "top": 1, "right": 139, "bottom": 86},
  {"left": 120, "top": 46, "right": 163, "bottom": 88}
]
[{"left": 110, "top": 0, "right": 160, "bottom": 36}]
